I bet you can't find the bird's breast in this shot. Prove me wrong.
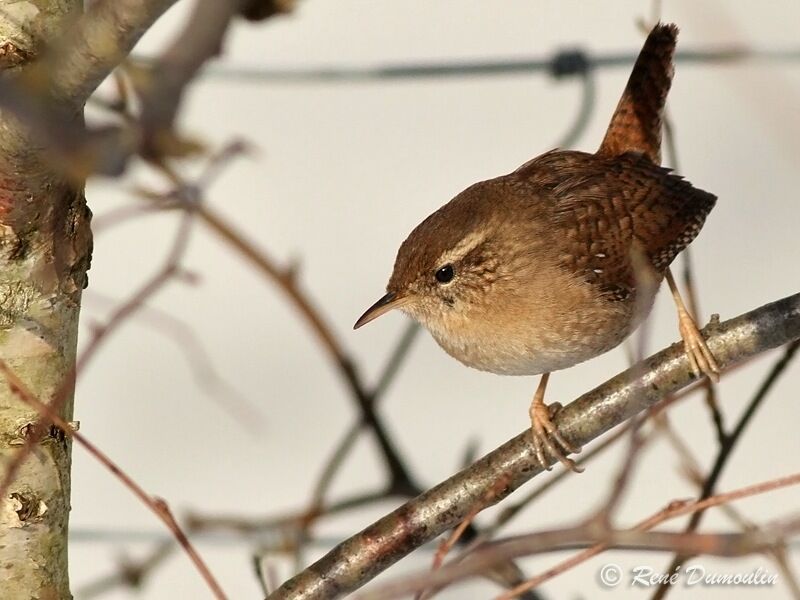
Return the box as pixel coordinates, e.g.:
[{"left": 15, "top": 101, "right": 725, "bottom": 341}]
[
  {"left": 421, "top": 275, "right": 652, "bottom": 376},
  {"left": 428, "top": 320, "right": 628, "bottom": 376}
]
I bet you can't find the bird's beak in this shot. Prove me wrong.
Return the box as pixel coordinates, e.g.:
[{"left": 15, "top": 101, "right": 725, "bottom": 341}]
[{"left": 353, "top": 292, "right": 408, "bottom": 329}]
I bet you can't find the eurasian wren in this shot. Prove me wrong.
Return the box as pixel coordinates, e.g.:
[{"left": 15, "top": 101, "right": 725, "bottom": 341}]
[{"left": 355, "top": 23, "right": 719, "bottom": 471}]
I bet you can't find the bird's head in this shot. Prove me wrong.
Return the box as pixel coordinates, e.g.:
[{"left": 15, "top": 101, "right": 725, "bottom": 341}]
[{"left": 354, "top": 179, "right": 528, "bottom": 333}]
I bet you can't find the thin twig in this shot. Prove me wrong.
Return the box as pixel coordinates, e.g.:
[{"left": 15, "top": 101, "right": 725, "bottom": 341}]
[
  {"left": 196, "top": 204, "right": 420, "bottom": 495},
  {"left": 76, "top": 539, "right": 175, "bottom": 599},
  {"left": 84, "top": 290, "right": 264, "bottom": 432},
  {"left": 652, "top": 338, "right": 800, "bottom": 600},
  {"left": 0, "top": 361, "right": 227, "bottom": 600},
  {"left": 0, "top": 209, "right": 196, "bottom": 503},
  {"left": 495, "top": 471, "right": 800, "bottom": 599},
  {"left": 311, "top": 322, "right": 421, "bottom": 508}
]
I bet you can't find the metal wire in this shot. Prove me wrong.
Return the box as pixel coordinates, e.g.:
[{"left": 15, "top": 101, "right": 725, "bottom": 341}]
[{"left": 131, "top": 45, "right": 800, "bottom": 84}]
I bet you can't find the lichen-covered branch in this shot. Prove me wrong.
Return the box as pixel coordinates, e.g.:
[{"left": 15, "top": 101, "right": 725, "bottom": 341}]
[{"left": 268, "top": 292, "right": 800, "bottom": 599}]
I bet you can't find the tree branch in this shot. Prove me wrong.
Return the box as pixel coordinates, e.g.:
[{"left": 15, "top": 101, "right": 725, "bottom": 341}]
[
  {"left": 267, "top": 291, "right": 800, "bottom": 599},
  {"left": 494, "top": 470, "right": 800, "bottom": 599},
  {"left": 49, "top": 0, "right": 180, "bottom": 105},
  {"left": 369, "top": 520, "right": 798, "bottom": 599},
  {"left": 197, "top": 205, "right": 421, "bottom": 495},
  {"left": 0, "top": 360, "right": 227, "bottom": 599},
  {"left": 652, "top": 337, "right": 800, "bottom": 599},
  {"left": 136, "top": 0, "right": 247, "bottom": 144}
]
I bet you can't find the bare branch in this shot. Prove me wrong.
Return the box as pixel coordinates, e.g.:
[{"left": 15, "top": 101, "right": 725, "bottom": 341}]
[
  {"left": 49, "top": 0, "right": 180, "bottom": 105},
  {"left": 495, "top": 472, "right": 800, "bottom": 599},
  {"left": 196, "top": 204, "right": 421, "bottom": 495},
  {"left": 0, "top": 361, "right": 227, "bottom": 600},
  {"left": 267, "top": 292, "right": 800, "bottom": 599},
  {"left": 371, "top": 472, "right": 800, "bottom": 599},
  {"left": 134, "top": 0, "right": 248, "bottom": 153},
  {"left": 652, "top": 337, "right": 800, "bottom": 599}
]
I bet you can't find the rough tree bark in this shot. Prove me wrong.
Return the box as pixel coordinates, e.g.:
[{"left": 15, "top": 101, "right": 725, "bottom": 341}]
[
  {"left": 0, "top": 0, "right": 289, "bottom": 596},
  {"left": 0, "top": 0, "right": 188, "bottom": 595},
  {"left": 0, "top": 2, "right": 91, "bottom": 598}
]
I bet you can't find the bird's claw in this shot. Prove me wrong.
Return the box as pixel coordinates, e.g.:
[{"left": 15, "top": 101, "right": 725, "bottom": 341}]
[
  {"left": 677, "top": 309, "right": 720, "bottom": 382},
  {"left": 529, "top": 401, "right": 583, "bottom": 472}
]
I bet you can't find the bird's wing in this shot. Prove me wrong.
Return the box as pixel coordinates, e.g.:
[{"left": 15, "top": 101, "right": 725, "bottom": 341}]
[{"left": 524, "top": 151, "right": 716, "bottom": 300}]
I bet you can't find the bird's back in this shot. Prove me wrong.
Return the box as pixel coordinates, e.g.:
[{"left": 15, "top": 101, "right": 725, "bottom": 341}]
[{"left": 513, "top": 149, "right": 716, "bottom": 303}]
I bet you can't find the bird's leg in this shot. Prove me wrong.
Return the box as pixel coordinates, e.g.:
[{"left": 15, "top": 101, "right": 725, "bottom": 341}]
[
  {"left": 529, "top": 373, "right": 583, "bottom": 472},
  {"left": 666, "top": 268, "right": 720, "bottom": 382}
]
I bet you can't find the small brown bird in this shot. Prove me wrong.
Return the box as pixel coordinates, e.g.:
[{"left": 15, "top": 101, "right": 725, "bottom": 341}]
[{"left": 355, "top": 23, "right": 719, "bottom": 471}]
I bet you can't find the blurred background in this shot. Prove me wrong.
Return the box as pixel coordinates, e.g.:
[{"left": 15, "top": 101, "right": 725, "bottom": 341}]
[{"left": 71, "top": 1, "right": 800, "bottom": 598}]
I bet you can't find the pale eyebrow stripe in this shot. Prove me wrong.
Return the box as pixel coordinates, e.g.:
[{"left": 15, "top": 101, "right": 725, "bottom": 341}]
[{"left": 434, "top": 230, "right": 488, "bottom": 268}]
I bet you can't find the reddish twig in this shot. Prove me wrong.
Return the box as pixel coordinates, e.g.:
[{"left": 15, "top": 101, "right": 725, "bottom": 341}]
[
  {"left": 0, "top": 210, "right": 196, "bottom": 503},
  {"left": 496, "top": 471, "right": 800, "bottom": 599},
  {"left": 0, "top": 361, "right": 227, "bottom": 600},
  {"left": 366, "top": 471, "right": 800, "bottom": 599},
  {"left": 196, "top": 204, "right": 420, "bottom": 495},
  {"left": 652, "top": 338, "right": 800, "bottom": 599}
]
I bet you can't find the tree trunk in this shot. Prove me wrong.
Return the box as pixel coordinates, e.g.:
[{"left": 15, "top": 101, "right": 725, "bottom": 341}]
[{"left": 0, "top": 1, "right": 91, "bottom": 598}]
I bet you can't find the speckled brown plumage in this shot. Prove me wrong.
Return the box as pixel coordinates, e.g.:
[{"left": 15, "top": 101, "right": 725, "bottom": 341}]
[
  {"left": 518, "top": 149, "right": 716, "bottom": 302},
  {"left": 355, "top": 23, "right": 719, "bottom": 471}
]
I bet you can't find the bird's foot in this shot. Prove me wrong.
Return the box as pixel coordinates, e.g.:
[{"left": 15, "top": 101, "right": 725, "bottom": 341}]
[
  {"left": 529, "top": 400, "right": 583, "bottom": 472},
  {"left": 677, "top": 308, "right": 720, "bottom": 382}
]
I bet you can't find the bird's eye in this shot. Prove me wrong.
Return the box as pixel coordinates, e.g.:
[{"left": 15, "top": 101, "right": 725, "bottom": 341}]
[{"left": 435, "top": 264, "right": 455, "bottom": 284}]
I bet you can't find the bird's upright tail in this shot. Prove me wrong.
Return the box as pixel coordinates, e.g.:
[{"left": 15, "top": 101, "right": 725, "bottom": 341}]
[{"left": 597, "top": 23, "right": 678, "bottom": 165}]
